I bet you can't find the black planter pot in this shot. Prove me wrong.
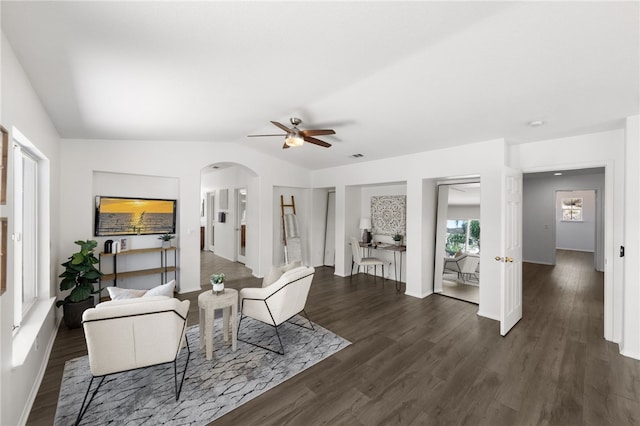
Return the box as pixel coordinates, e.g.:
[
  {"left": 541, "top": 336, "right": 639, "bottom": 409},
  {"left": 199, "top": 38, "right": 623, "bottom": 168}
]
[{"left": 62, "top": 298, "right": 95, "bottom": 329}]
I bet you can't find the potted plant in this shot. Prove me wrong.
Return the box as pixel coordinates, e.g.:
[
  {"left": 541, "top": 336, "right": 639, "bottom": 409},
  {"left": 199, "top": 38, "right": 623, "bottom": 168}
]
[
  {"left": 210, "top": 273, "right": 225, "bottom": 295},
  {"left": 158, "top": 233, "right": 175, "bottom": 248},
  {"left": 56, "top": 240, "right": 104, "bottom": 329},
  {"left": 392, "top": 233, "right": 403, "bottom": 246}
]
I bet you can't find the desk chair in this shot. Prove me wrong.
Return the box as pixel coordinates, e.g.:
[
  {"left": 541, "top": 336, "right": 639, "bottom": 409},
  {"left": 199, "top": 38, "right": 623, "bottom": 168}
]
[{"left": 350, "top": 237, "right": 385, "bottom": 281}]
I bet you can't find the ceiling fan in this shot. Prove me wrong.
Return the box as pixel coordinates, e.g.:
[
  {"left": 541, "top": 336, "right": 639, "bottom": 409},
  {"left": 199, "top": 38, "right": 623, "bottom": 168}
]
[{"left": 248, "top": 117, "right": 335, "bottom": 149}]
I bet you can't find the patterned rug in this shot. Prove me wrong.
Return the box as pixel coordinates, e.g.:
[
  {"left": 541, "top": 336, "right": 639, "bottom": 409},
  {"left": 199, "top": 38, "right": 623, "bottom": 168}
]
[{"left": 54, "top": 316, "right": 350, "bottom": 425}]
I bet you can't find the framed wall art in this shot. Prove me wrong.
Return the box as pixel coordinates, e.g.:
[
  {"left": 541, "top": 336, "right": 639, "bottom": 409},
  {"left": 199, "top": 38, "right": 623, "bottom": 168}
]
[{"left": 371, "top": 195, "right": 406, "bottom": 236}]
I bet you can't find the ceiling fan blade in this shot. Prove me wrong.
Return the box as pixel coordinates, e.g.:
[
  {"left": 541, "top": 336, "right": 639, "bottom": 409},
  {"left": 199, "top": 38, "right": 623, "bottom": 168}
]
[
  {"left": 300, "top": 129, "right": 336, "bottom": 137},
  {"left": 271, "top": 121, "right": 292, "bottom": 133},
  {"left": 303, "top": 136, "right": 331, "bottom": 148},
  {"left": 248, "top": 134, "right": 286, "bottom": 137},
  {"left": 282, "top": 142, "right": 290, "bottom": 149}
]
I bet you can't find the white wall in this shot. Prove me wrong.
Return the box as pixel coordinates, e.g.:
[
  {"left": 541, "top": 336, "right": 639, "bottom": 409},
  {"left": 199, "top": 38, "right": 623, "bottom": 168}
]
[
  {"left": 60, "top": 139, "right": 312, "bottom": 297},
  {"left": 313, "top": 138, "right": 506, "bottom": 322},
  {"left": 556, "top": 190, "right": 596, "bottom": 252},
  {"left": 448, "top": 205, "right": 480, "bottom": 220},
  {"left": 522, "top": 172, "right": 604, "bottom": 269},
  {"left": 1, "top": 33, "right": 62, "bottom": 426},
  {"left": 92, "top": 172, "right": 180, "bottom": 291}
]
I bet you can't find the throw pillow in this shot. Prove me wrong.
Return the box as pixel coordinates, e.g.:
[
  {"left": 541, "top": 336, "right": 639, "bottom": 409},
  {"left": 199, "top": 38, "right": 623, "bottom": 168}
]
[
  {"left": 143, "top": 280, "right": 175, "bottom": 298},
  {"left": 106, "top": 286, "right": 147, "bottom": 301},
  {"left": 262, "top": 261, "right": 302, "bottom": 287}
]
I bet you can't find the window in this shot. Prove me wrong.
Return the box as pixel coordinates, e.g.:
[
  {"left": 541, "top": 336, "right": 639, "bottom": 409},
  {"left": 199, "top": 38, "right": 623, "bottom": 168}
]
[
  {"left": 561, "top": 197, "right": 583, "bottom": 221},
  {"left": 12, "top": 128, "right": 49, "bottom": 330},
  {"left": 445, "top": 219, "right": 480, "bottom": 256}
]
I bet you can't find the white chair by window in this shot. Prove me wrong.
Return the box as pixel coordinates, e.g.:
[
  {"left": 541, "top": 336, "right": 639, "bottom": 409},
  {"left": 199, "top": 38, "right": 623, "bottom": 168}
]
[
  {"left": 443, "top": 253, "right": 480, "bottom": 284},
  {"left": 349, "top": 236, "right": 385, "bottom": 281}
]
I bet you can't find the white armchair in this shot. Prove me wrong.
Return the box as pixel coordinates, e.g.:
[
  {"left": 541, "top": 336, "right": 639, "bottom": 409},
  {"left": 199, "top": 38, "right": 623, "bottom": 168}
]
[
  {"left": 444, "top": 253, "right": 480, "bottom": 284},
  {"left": 76, "top": 296, "right": 191, "bottom": 425},
  {"left": 238, "top": 266, "right": 315, "bottom": 355}
]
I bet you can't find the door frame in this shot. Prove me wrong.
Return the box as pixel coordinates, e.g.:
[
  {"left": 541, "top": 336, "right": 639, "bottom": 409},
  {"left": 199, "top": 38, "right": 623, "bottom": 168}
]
[
  {"left": 206, "top": 192, "right": 215, "bottom": 252},
  {"left": 520, "top": 160, "right": 617, "bottom": 343}
]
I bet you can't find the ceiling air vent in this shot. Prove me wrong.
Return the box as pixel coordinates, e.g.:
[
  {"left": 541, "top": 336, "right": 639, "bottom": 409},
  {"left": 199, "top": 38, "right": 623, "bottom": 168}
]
[{"left": 350, "top": 154, "right": 364, "bottom": 158}]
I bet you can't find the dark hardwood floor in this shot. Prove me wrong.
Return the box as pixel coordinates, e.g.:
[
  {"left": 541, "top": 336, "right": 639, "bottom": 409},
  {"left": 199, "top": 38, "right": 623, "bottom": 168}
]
[{"left": 27, "top": 250, "right": 640, "bottom": 425}]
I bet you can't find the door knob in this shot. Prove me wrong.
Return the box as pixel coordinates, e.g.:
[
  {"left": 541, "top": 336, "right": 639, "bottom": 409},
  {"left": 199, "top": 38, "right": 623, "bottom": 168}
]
[
  {"left": 505, "top": 257, "right": 514, "bottom": 263},
  {"left": 495, "top": 256, "right": 504, "bottom": 262}
]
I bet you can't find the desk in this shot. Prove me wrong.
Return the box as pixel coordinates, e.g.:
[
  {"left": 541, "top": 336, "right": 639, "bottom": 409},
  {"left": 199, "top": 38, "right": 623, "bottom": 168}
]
[{"left": 359, "top": 242, "right": 406, "bottom": 293}]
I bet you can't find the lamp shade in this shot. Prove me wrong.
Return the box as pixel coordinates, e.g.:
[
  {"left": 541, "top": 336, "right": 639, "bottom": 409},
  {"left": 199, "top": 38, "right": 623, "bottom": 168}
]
[
  {"left": 285, "top": 135, "right": 304, "bottom": 147},
  {"left": 359, "top": 217, "right": 371, "bottom": 230}
]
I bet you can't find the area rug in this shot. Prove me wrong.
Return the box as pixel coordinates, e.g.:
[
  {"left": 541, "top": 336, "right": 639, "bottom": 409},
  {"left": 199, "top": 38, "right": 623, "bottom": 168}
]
[{"left": 54, "top": 316, "right": 350, "bottom": 425}]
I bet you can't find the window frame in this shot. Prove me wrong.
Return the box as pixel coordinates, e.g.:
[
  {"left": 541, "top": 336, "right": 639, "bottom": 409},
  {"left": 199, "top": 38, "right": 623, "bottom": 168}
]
[{"left": 11, "top": 127, "right": 50, "bottom": 330}]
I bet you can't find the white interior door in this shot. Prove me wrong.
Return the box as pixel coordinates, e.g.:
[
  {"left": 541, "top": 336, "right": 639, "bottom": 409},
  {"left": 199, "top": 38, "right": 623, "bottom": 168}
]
[{"left": 500, "top": 167, "right": 523, "bottom": 336}]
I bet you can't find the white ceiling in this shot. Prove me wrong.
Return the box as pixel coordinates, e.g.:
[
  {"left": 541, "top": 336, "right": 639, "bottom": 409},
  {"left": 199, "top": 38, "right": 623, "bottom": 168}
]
[
  {"left": 448, "top": 183, "right": 481, "bottom": 206},
  {"left": 2, "top": 1, "right": 638, "bottom": 170}
]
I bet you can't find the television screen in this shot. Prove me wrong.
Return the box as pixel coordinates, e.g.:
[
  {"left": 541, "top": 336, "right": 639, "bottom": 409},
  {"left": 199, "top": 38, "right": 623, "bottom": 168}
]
[{"left": 95, "top": 196, "right": 176, "bottom": 236}]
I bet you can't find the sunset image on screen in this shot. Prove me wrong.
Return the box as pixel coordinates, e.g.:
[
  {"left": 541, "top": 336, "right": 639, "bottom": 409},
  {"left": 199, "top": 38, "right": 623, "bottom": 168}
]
[
  {"left": 96, "top": 197, "right": 175, "bottom": 236},
  {"left": 100, "top": 198, "right": 174, "bottom": 214}
]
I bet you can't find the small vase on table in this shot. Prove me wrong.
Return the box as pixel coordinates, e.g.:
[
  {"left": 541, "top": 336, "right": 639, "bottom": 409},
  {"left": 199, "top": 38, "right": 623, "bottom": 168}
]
[{"left": 210, "top": 273, "right": 225, "bottom": 295}]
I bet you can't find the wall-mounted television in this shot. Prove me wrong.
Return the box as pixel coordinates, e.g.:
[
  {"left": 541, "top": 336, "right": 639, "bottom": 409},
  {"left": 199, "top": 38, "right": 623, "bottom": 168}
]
[{"left": 95, "top": 196, "right": 177, "bottom": 236}]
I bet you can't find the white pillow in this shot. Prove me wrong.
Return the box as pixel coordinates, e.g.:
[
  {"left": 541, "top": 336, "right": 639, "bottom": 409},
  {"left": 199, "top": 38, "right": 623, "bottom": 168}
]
[
  {"left": 144, "top": 280, "right": 175, "bottom": 298},
  {"left": 262, "top": 261, "right": 301, "bottom": 287},
  {"left": 97, "top": 295, "right": 169, "bottom": 308},
  {"left": 106, "top": 286, "right": 147, "bottom": 301}
]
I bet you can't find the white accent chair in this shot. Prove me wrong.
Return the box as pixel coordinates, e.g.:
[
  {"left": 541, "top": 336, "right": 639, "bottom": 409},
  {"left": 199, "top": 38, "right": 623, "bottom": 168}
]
[
  {"left": 443, "top": 253, "right": 480, "bottom": 284},
  {"left": 238, "top": 266, "right": 315, "bottom": 355},
  {"left": 350, "top": 236, "right": 385, "bottom": 281},
  {"left": 76, "top": 296, "right": 191, "bottom": 425}
]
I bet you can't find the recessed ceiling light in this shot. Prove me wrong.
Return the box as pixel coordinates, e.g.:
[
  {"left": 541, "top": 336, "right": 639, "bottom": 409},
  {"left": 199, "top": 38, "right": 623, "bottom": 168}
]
[
  {"left": 554, "top": 172, "right": 563, "bottom": 176},
  {"left": 528, "top": 120, "right": 545, "bottom": 127}
]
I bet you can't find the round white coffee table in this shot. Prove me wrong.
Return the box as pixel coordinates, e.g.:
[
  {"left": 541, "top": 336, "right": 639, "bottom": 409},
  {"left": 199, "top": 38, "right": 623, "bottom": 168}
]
[{"left": 198, "top": 288, "right": 238, "bottom": 360}]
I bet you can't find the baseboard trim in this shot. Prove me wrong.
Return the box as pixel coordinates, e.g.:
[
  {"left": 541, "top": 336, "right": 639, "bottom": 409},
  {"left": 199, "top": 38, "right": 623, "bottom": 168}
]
[
  {"left": 405, "top": 289, "right": 432, "bottom": 299},
  {"left": 620, "top": 345, "right": 640, "bottom": 360},
  {"left": 477, "top": 310, "right": 499, "bottom": 321},
  {"left": 555, "top": 247, "right": 595, "bottom": 253},
  {"left": 19, "top": 315, "right": 62, "bottom": 426},
  {"left": 523, "top": 259, "right": 555, "bottom": 266}
]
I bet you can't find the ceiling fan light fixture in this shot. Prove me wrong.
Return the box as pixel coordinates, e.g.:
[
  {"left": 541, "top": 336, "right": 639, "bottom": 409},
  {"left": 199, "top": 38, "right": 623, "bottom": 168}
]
[{"left": 285, "top": 130, "right": 304, "bottom": 147}]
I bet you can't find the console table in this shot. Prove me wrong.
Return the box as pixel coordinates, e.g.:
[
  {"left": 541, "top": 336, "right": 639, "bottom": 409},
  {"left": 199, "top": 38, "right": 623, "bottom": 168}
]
[{"left": 99, "top": 246, "right": 177, "bottom": 290}]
